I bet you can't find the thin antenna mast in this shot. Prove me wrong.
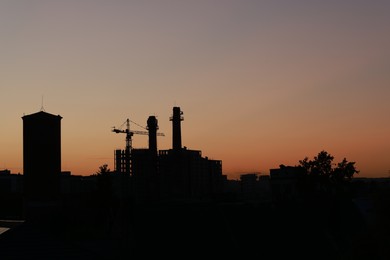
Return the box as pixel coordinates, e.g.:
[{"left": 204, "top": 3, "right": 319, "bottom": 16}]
[{"left": 40, "top": 95, "right": 45, "bottom": 112}]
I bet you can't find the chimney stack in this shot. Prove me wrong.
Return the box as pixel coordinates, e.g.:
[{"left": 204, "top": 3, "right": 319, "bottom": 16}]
[
  {"left": 147, "top": 116, "right": 158, "bottom": 155},
  {"left": 170, "top": 107, "right": 183, "bottom": 151}
]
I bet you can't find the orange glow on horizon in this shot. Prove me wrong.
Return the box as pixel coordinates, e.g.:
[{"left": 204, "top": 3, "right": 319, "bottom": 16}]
[{"left": 0, "top": 1, "right": 389, "bottom": 179}]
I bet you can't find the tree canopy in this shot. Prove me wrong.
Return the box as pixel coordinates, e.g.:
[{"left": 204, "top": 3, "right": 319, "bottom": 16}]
[
  {"left": 298, "top": 150, "right": 359, "bottom": 182},
  {"left": 96, "top": 164, "right": 111, "bottom": 175}
]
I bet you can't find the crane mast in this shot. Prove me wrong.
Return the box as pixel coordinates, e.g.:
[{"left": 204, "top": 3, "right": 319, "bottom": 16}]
[
  {"left": 112, "top": 118, "right": 164, "bottom": 176},
  {"left": 112, "top": 119, "right": 135, "bottom": 176}
]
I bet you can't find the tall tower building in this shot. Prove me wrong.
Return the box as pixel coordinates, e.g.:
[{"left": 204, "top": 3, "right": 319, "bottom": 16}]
[
  {"left": 170, "top": 107, "right": 183, "bottom": 151},
  {"left": 22, "top": 111, "right": 62, "bottom": 218}
]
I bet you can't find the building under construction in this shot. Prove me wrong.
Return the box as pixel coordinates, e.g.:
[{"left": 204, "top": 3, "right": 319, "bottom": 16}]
[{"left": 113, "top": 107, "right": 224, "bottom": 203}]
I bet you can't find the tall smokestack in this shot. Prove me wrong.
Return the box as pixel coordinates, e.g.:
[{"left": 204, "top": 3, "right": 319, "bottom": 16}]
[
  {"left": 170, "top": 107, "right": 183, "bottom": 151},
  {"left": 147, "top": 116, "right": 158, "bottom": 155}
]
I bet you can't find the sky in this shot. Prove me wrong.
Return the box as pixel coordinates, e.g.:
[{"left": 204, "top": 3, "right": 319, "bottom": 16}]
[{"left": 1, "top": 0, "right": 389, "bottom": 179}]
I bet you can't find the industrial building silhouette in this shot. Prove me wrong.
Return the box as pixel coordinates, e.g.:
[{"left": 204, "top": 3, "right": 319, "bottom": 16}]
[
  {"left": 113, "top": 106, "right": 224, "bottom": 203},
  {"left": 20, "top": 106, "right": 224, "bottom": 210}
]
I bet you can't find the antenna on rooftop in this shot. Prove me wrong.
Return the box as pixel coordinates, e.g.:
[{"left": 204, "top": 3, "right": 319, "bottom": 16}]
[{"left": 40, "top": 95, "right": 45, "bottom": 112}]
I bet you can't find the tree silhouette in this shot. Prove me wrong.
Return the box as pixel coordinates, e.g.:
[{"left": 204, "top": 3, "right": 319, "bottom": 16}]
[
  {"left": 96, "top": 164, "right": 111, "bottom": 175},
  {"left": 299, "top": 150, "right": 358, "bottom": 182},
  {"left": 299, "top": 150, "right": 334, "bottom": 178},
  {"left": 332, "top": 158, "right": 359, "bottom": 182}
]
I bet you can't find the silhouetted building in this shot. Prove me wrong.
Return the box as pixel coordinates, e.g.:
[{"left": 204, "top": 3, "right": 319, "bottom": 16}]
[
  {"left": 129, "top": 107, "right": 224, "bottom": 202},
  {"left": 0, "top": 170, "right": 22, "bottom": 194},
  {"left": 155, "top": 108, "right": 222, "bottom": 200},
  {"left": 114, "top": 149, "right": 127, "bottom": 174},
  {"left": 115, "top": 116, "right": 160, "bottom": 202},
  {"left": 22, "top": 111, "right": 62, "bottom": 220},
  {"left": 239, "top": 173, "right": 271, "bottom": 201},
  {"left": 270, "top": 165, "right": 305, "bottom": 203},
  {"left": 132, "top": 148, "right": 159, "bottom": 203},
  {"left": 158, "top": 148, "right": 223, "bottom": 201},
  {"left": 60, "top": 171, "right": 97, "bottom": 195},
  {"left": 0, "top": 170, "right": 23, "bottom": 218},
  {"left": 170, "top": 106, "right": 183, "bottom": 151},
  {"left": 240, "top": 173, "right": 259, "bottom": 200}
]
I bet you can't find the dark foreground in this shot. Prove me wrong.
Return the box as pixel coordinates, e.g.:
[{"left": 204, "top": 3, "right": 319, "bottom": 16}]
[{"left": 0, "top": 199, "right": 388, "bottom": 259}]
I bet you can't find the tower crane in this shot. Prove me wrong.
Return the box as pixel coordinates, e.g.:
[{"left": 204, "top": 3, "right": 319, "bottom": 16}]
[{"left": 112, "top": 118, "right": 164, "bottom": 175}]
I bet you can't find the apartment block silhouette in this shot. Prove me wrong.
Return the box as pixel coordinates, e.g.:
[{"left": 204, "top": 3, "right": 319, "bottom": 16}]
[{"left": 22, "top": 111, "right": 62, "bottom": 220}]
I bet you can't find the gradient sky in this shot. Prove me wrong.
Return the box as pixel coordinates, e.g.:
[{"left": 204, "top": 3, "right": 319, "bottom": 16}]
[{"left": 1, "top": 0, "right": 389, "bottom": 179}]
